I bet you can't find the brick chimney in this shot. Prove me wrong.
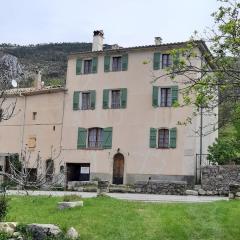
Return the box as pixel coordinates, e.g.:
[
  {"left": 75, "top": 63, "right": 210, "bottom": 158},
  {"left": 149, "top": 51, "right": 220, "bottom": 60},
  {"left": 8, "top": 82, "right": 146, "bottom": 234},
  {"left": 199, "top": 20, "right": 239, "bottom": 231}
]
[{"left": 92, "top": 30, "right": 104, "bottom": 51}]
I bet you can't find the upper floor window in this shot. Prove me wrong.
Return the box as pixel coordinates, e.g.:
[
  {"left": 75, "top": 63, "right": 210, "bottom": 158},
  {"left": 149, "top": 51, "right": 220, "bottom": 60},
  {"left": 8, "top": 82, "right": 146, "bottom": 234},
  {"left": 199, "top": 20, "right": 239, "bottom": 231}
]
[
  {"left": 162, "top": 54, "right": 172, "bottom": 68},
  {"left": 152, "top": 86, "right": 178, "bottom": 108},
  {"left": 81, "top": 92, "right": 91, "bottom": 110},
  {"left": 112, "top": 57, "right": 122, "bottom": 71},
  {"left": 73, "top": 91, "right": 96, "bottom": 110},
  {"left": 88, "top": 128, "right": 103, "bottom": 148},
  {"left": 32, "top": 112, "right": 37, "bottom": 120},
  {"left": 84, "top": 59, "right": 92, "bottom": 74},
  {"left": 104, "top": 54, "right": 128, "bottom": 72},
  {"left": 153, "top": 52, "right": 175, "bottom": 70},
  {"left": 111, "top": 90, "right": 121, "bottom": 109},
  {"left": 160, "top": 88, "right": 172, "bottom": 107},
  {"left": 103, "top": 88, "right": 127, "bottom": 109},
  {"left": 76, "top": 57, "right": 98, "bottom": 75}
]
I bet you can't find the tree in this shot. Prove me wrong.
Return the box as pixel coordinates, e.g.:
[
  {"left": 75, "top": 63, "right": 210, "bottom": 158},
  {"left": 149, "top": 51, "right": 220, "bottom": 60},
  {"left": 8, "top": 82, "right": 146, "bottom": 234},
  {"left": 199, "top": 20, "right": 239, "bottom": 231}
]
[
  {"left": 0, "top": 147, "right": 65, "bottom": 191},
  {"left": 0, "top": 54, "right": 24, "bottom": 121},
  {"left": 154, "top": 0, "right": 240, "bottom": 133}
]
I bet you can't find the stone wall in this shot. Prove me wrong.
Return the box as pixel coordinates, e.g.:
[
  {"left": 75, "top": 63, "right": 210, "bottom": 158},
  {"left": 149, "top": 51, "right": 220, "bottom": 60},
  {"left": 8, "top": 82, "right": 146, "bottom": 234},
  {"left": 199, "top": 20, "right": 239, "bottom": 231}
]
[
  {"left": 134, "top": 180, "right": 187, "bottom": 195},
  {"left": 201, "top": 165, "right": 240, "bottom": 195}
]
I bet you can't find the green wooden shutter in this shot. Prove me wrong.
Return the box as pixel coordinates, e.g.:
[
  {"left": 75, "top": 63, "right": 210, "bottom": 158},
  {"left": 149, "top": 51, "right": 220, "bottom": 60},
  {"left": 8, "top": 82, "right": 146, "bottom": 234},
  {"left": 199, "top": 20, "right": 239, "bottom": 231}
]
[
  {"left": 169, "top": 128, "right": 177, "bottom": 148},
  {"left": 73, "top": 91, "right": 80, "bottom": 110},
  {"left": 77, "top": 128, "right": 87, "bottom": 149},
  {"left": 120, "top": 88, "right": 127, "bottom": 108},
  {"left": 171, "top": 86, "right": 179, "bottom": 106},
  {"left": 103, "top": 127, "right": 112, "bottom": 149},
  {"left": 150, "top": 128, "right": 157, "bottom": 148},
  {"left": 152, "top": 86, "right": 159, "bottom": 107},
  {"left": 90, "top": 90, "right": 96, "bottom": 109},
  {"left": 92, "top": 57, "right": 98, "bottom": 73},
  {"left": 173, "top": 52, "right": 180, "bottom": 68},
  {"left": 153, "top": 52, "right": 161, "bottom": 70},
  {"left": 76, "top": 59, "right": 82, "bottom": 75},
  {"left": 103, "top": 89, "right": 109, "bottom": 109},
  {"left": 104, "top": 56, "right": 111, "bottom": 72},
  {"left": 122, "top": 54, "right": 128, "bottom": 71}
]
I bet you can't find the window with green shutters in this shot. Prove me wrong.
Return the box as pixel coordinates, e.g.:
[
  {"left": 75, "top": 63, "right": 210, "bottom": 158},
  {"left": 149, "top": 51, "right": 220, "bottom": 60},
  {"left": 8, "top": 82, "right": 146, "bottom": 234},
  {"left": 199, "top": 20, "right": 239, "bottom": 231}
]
[
  {"left": 104, "top": 54, "right": 128, "bottom": 72},
  {"left": 149, "top": 127, "right": 177, "bottom": 149},
  {"left": 152, "top": 86, "right": 179, "bottom": 107},
  {"left": 77, "top": 127, "right": 112, "bottom": 150},
  {"left": 76, "top": 57, "right": 98, "bottom": 75},
  {"left": 73, "top": 90, "right": 96, "bottom": 110},
  {"left": 103, "top": 88, "right": 127, "bottom": 109}
]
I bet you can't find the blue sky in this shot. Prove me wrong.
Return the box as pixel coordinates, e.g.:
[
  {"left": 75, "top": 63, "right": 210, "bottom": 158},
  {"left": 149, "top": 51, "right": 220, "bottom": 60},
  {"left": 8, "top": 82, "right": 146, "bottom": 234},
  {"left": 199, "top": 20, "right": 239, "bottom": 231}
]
[{"left": 0, "top": 0, "right": 219, "bottom": 46}]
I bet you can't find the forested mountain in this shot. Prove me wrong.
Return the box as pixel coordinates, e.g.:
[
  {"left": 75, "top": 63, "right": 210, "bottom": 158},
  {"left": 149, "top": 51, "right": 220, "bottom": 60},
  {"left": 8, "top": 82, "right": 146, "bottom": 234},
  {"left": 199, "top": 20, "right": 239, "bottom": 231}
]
[{"left": 0, "top": 42, "right": 111, "bottom": 87}]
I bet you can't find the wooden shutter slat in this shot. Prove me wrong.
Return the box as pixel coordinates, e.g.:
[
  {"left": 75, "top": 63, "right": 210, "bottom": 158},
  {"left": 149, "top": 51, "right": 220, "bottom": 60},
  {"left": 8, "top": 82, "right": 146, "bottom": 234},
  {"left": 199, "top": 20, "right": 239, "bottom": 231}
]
[
  {"left": 150, "top": 128, "right": 157, "bottom": 148},
  {"left": 90, "top": 90, "right": 96, "bottom": 109},
  {"left": 73, "top": 91, "right": 80, "bottom": 110},
  {"left": 103, "top": 89, "right": 109, "bottom": 109},
  {"left": 152, "top": 86, "right": 159, "bottom": 107},
  {"left": 121, "top": 88, "right": 127, "bottom": 108},
  {"left": 77, "top": 128, "right": 87, "bottom": 149},
  {"left": 169, "top": 128, "right": 177, "bottom": 148},
  {"left": 153, "top": 52, "right": 161, "bottom": 70},
  {"left": 76, "top": 59, "right": 82, "bottom": 75},
  {"left": 92, "top": 57, "right": 98, "bottom": 73},
  {"left": 104, "top": 56, "right": 110, "bottom": 72},
  {"left": 171, "top": 86, "right": 179, "bottom": 106},
  {"left": 122, "top": 54, "right": 128, "bottom": 71},
  {"left": 103, "top": 127, "right": 113, "bottom": 149}
]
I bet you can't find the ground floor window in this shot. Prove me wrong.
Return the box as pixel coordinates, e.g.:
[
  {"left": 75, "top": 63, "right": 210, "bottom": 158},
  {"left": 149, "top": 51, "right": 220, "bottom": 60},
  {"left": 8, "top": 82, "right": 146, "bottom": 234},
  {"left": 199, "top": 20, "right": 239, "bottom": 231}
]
[
  {"left": 88, "top": 128, "right": 103, "bottom": 148},
  {"left": 67, "top": 163, "right": 90, "bottom": 182},
  {"left": 158, "top": 129, "right": 169, "bottom": 148}
]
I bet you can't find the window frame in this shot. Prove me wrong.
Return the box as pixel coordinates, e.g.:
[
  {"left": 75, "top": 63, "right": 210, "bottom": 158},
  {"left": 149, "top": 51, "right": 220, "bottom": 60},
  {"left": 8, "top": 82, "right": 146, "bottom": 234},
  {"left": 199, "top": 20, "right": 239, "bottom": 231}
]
[
  {"left": 87, "top": 127, "right": 103, "bottom": 149},
  {"left": 110, "top": 89, "right": 121, "bottom": 109},
  {"left": 158, "top": 128, "right": 170, "bottom": 149},
  {"left": 162, "top": 54, "right": 172, "bottom": 69},
  {"left": 83, "top": 59, "right": 93, "bottom": 74},
  {"left": 79, "top": 91, "right": 91, "bottom": 110},
  {"left": 157, "top": 87, "right": 172, "bottom": 107},
  {"left": 111, "top": 56, "right": 122, "bottom": 72}
]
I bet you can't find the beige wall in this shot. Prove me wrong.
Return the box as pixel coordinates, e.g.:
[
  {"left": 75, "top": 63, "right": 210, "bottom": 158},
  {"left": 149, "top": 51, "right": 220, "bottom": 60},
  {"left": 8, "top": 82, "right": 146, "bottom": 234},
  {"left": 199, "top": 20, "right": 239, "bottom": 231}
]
[
  {"left": 61, "top": 48, "right": 217, "bottom": 184},
  {"left": 0, "top": 91, "right": 65, "bottom": 169}
]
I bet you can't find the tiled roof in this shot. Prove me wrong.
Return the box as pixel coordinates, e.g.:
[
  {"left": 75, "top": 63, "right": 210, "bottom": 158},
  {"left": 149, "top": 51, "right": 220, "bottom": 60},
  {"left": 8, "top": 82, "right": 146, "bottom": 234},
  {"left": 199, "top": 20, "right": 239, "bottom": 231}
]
[
  {"left": 69, "top": 40, "right": 210, "bottom": 56},
  {"left": 4, "top": 86, "right": 66, "bottom": 97}
]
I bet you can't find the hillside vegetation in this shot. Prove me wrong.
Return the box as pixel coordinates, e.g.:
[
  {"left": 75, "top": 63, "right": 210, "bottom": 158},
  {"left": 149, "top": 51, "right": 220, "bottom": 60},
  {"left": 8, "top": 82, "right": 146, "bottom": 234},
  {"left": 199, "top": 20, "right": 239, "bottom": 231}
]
[{"left": 0, "top": 42, "right": 110, "bottom": 87}]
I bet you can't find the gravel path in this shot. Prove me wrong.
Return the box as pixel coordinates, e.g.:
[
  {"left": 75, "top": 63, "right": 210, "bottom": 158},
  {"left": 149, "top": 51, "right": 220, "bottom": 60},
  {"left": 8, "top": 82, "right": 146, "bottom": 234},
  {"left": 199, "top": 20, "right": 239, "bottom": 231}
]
[{"left": 6, "top": 190, "right": 228, "bottom": 203}]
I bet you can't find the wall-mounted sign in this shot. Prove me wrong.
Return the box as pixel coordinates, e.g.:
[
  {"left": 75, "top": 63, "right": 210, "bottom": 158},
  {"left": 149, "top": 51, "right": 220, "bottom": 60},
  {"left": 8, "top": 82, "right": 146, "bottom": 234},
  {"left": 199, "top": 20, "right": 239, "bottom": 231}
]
[{"left": 80, "top": 167, "right": 90, "bottom": 174}]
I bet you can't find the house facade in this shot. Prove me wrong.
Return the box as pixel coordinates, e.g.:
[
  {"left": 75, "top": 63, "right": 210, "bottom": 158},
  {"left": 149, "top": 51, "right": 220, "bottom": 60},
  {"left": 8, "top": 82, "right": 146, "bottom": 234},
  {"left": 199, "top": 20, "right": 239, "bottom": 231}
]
[{"left": 0, "top": 31, "right": 218, "bottom": 186}]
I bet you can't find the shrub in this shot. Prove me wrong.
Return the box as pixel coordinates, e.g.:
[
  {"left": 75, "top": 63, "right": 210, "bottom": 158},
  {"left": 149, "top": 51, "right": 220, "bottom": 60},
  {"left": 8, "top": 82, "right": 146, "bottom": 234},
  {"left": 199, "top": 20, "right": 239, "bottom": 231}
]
[
  {"left": 0, "top": 195, "right": 8, "bottom": 221},
  {"left": 62, "top": 195, "right": 82, "bottom": 202},
  {"left": 207, "top": 138, "right": 240, "bottom": 165}
]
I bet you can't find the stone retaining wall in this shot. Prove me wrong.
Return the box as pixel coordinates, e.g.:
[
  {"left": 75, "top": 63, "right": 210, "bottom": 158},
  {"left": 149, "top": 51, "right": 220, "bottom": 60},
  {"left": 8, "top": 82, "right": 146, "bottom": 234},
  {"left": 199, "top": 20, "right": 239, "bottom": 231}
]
[
  {"left": 134, "top": 180, "right": 187, "bottom": 195},
  {"left": 201, "top": 165, "right": 240, "bottom": 195}
]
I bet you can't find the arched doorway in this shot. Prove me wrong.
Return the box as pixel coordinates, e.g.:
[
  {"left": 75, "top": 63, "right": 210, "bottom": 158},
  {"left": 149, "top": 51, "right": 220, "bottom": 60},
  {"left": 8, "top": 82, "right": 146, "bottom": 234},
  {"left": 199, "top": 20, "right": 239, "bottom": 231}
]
[{"left": 112, "top": 153, "right": 124, "bottom": 185}]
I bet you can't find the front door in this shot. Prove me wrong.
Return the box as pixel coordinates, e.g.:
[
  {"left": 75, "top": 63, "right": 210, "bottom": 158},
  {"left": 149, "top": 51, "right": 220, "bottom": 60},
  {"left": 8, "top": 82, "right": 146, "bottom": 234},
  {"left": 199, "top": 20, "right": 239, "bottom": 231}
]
[{"left": 113, "top": 153, "right": 124, "bottom": 184}]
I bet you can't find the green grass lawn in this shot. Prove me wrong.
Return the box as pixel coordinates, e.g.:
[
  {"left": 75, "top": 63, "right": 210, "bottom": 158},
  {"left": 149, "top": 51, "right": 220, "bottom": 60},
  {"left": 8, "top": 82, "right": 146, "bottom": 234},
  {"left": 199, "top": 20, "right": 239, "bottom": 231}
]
[{"left": 5, "top": 196, "right": 240, "bottom": 240}]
